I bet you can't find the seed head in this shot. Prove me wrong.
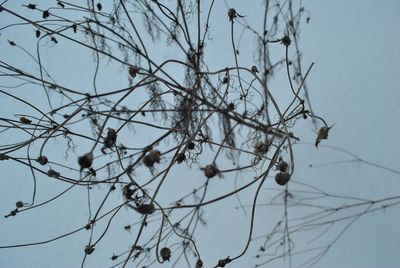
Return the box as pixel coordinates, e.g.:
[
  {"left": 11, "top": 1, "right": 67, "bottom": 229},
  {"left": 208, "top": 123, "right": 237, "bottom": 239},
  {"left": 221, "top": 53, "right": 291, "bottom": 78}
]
[
  {"left": 315, "top": 125, "right": 333, "bottom": 148},
  {"left": 78, "top": 152, "right": 93, "bottom": 170},
  {"left": 228, "top": 8, "right": 237, "bottom": 21},
  {"left": 281, "top": 35, "right": 291, "bottom": 46},
  {"left": 251, "top": 66, "right": 259, "bottom": 73},
  {"left": 136, "top": 204, "right": 155, "bottom": 215},
  {"left": 37, "top": 156, "right": 48, "bottom": 165},
  {"left": 203, "top": 164, "right": 219, "bottom": 178},
  {"left": 84, "top": 245, "right": 95, "bottom": 255},
  {"left": 196, "top": 259, "right": 203, "bottom": 268},
  {"left": 275, "top": 172, "right": 290, "bottom": 186},
  {"left": 47, "top": 169, "right": 60, "bottom": 178},
  {"left": 143, "top": 150, "right": 161, "bottom": 167},
  {"left": 160, "top": 247, "right": 171, "bottom": 261},
  {"left": 254, "top": 142, "right": 269, "bottom": 155},
  {"left": 176, "top": 153, "right": 186, "bottom": 164},
  {"left": 129, "top": 66, "right": 140, "bottom": 78},
  {"left": 276, "top": 158, "right": 289, "bottom": 172}
]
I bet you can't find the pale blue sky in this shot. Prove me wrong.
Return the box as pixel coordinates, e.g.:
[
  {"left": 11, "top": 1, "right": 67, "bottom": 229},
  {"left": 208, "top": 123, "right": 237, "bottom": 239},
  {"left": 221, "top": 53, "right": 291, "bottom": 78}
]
[{"left": 0, "top": 1, "right": 399, "bottom": 268}]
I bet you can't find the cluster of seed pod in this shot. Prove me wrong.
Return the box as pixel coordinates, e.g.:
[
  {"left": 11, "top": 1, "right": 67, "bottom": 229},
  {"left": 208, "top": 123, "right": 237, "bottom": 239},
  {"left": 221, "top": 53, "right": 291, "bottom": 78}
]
[{"left": 275, "top": 158, "right": 290, "bottom": 186}]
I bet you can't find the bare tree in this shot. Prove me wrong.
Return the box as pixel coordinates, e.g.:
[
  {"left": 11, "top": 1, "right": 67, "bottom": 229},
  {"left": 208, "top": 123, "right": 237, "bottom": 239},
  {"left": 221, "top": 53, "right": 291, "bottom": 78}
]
[{"left": 0, "top": 1, "right": 399, "bottom": 268}]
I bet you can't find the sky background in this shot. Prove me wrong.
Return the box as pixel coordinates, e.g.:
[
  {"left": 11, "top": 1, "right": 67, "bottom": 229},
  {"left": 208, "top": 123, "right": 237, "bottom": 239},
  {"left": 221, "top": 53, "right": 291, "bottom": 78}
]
[{"left": 0, "top": 1, "right": 399, "bottom": 268}]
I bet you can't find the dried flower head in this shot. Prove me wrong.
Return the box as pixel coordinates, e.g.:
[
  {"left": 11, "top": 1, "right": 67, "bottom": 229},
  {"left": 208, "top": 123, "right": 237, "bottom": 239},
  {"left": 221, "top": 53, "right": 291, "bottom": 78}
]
[
  {"left": 143, "top": 150, "right": 161, "bottom": 167},
  {"left": 187, "top": 142, "right": 195, "bottom": 150},
  {"left": 228, "top": 8, "right": 237, "bottom": 21},
  {"left": 203, "top": 164, "right": 219, "bottom": 178},
  {"left": 276, "top": 158, "right": 289, "bottom": 172},
  {"left": 254, "top": 142, "right": 269, "bottom": 155},
  {"left": 47, "top": 169, "right": 60, "bottom": 178},
  {"left": 216, "top": 256, "right": 231, "bottom": 267},
  {"left": 160, "top": 247, "right": 171, "bottom": 261},
  {"left": 176, "top": 153, "right": 186, "bottom": 164},
  {"left": 122, "top": 183, "right": 137, "bottom": 200},
  {"left": 281, "top": 35, "right": 291, "bottom": 46},
  {"left": 275, "top": 172, "right": 291, "bottom": 186},
  {"left": 227, "top": 102, "right": 235, "bottom": 111},
  {"left": 101, "top": 128, "right": 117, "bottom": 153},
  {"left": 19, "top": 117, "right": 32, "bottom": 124},
  {"left": 84, "top": 245, "right": 95, "bottom": 255},
  {"left": 15, "top": 201, "right": 23, "bottom": 208},
  {"left": 315, "top": 125, "right": 333, "bottom": 148},
  {"left": 42, "top": 10, "right": 50, "bottom": 19},
  {"left": 78, "top": 152, "right": 93, "bottom": 170},
  {"left": 136, "top": 203, "right": 155, "bottom": 215},
  {"left": 196, "top": 259, "right": 203, "bottom": 268},
  {"left": 129, "top": 66, "right": 140, "bottom": 78},
  {"left": 37, "top": 156, "right": 48, "bottom": 165}
]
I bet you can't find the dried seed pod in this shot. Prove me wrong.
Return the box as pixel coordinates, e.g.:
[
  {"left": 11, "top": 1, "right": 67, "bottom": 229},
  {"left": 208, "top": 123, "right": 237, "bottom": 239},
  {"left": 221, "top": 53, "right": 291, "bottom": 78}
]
[
  {"left": 228, "top": 8, "right": 237, "bottom": 21},
  {"left": 128, "top": 66, "right": 140, "bottom": 78},
  {"left": 187, "top": 142, "right": 195, "bottom": 150},
  {"left": 203, "top": 164, "right": 219, "bottom": 178},
  {"left": 102, "top": 128, "right": 117, "bottom": 152},
  {"left": 315, "top": 126, "right": 333, "bottom": 148},
  {"left": 78, "top": 152, "right": 93, "bottom": 170},
  {"left": 227, "top": 103, "right": 235, "bottom": 111},
  {"left": 42, "top": 10, "right": 50, "bottom": 19},
  {"left": 176, "top": 153, "right": 186, "bottom": 164},
  {"left": 143, "top": 155, "right": 153, "bottom": 167},
  {"left": 276, "top": 158, "right": 289, "bottom": 172},
  {"left": 6, "top": 209, "right": 18, "bottom": 217},
  {"left": 143, "top": 150, "right": 161, "bottom": 167},
  {"left": 37, "top": 156, "right": 48, "bottom": 165},
  {"left": 122, "top": 183, "right": 137, "bottom": 200},
  {"left": 16, "top": 201, "right": 23, "bottom": 208},
  {"left": 84, "top": 245, "right": 95, "bottom": 255},
  {"left": 216, "top": 257, "right": 231, "bottom": 267},
  {"left": 196, "top": 259, "right": 203, "bottom": 268},
  {"left": 251, "top": 65, "right": 259, "bottom": 73},
  {"left": 281, "top": 35, "right": 291, "bottom": 46},
  {"left": 47, "top": 169, "right": 60, "bottom": 178},
  {"left": 136, "top": 204, "right": 155, "bottom": 215},
  {"left": 148, "top": 150, "right": 161, "bottom": 163},
  {"left": 275, "top": 172, "right": 290, "bottom": 186},
  {"left": 160, "top": 247, "right": 171, "bottom": 261},
  {"left": 254, "top": 142, "right": 269, "bottom": 155},
  {"left": 19, "top": 117, "right": 31, "bottom": 124}
]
